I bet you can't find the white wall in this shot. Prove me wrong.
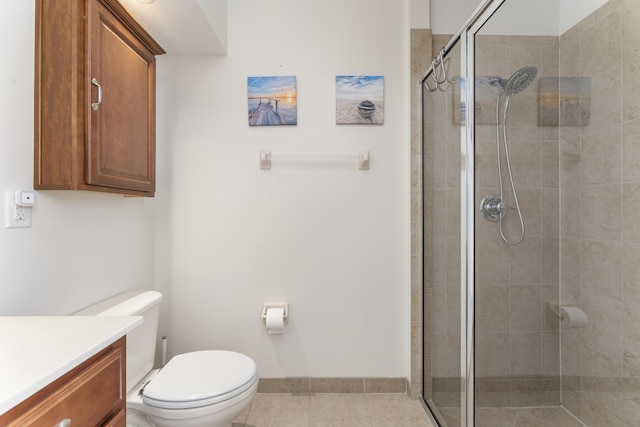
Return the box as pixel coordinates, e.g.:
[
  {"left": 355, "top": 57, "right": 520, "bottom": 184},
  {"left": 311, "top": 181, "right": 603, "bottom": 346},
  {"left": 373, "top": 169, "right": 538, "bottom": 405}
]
[
  {"left": 482, "top": 0, "right": 559, "bottom": 36},
  {"left": 431, "top": 0, "right": 610, "bottom": 36},
  {"left": 155, "top": 0, "right": 411, "bottom": 378},
  {"left": 411, "top": 0, "right": 431, "bottom": 29},
  {"left": 559, "top": 0, "right": 609, "bottom": 33},
  {"left": 0, "top": 2, "right": 155, "bottom": 316},
  {"left": 431, "top": 0, "right": 559, "bottom": 35},
  {"left": 2, "top": 0, "right": 410, "bottom": 379},
  {"left": 430, "top": 0, "right": 479, "bottom": 34}
]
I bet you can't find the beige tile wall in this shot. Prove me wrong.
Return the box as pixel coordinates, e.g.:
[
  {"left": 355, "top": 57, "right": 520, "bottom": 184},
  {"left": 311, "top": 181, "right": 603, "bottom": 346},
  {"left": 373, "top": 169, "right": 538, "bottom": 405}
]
[
  {"left": 559, "top": 0, "right": 640, "bottom": 425},
  {"left": 257, "top": 377, "right": 408, "bottom": 394},
  {"left": 410, "top": 28, "right": 432, "bottom": 400},
  {"left": 428, "top": 34, "right": 463, "bottom": 412},
  {"left": 473, "top": 33, "right": 561, "bottom": 409},
  {"left": 417, "top": 31, "right": 563, "bottom": 413}
]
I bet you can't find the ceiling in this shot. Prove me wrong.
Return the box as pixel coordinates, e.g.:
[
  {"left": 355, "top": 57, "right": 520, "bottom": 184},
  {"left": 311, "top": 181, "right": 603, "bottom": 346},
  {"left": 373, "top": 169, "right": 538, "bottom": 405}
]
[{"left": 117, "top": 0, "right": 227, "bottom": 55}]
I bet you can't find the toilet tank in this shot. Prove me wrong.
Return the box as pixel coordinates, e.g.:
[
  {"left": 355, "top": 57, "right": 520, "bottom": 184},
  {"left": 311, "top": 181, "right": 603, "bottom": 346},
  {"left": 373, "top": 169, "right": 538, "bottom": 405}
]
[{"left": 74, "top": 289, "right": 163, "bottom": 393}]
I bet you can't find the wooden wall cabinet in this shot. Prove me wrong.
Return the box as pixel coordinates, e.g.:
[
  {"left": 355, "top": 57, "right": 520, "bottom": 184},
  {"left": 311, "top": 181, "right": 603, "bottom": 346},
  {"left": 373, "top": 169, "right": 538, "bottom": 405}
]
[
  {"left": 35, "top": 0, "right": 165, "bottom": 197},
  {"left": 0, "top": 337, "right": 127, "bottom": 427}
]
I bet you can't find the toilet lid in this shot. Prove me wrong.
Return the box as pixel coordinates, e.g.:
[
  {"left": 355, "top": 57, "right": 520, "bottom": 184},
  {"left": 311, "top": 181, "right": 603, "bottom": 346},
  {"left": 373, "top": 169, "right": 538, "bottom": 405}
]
[{"left": 143, "top": 350, "right": 258, "bottom": 410}]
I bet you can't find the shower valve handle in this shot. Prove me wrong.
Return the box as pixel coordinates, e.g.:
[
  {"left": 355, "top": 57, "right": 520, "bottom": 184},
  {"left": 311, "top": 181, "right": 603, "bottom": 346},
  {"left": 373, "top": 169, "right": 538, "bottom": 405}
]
[{"left": 480, "top": 195, "right": 508, "bottom": 222}]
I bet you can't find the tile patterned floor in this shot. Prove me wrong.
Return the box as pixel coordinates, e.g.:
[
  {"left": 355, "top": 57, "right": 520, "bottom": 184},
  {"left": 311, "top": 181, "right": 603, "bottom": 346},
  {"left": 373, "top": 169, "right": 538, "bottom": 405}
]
[
  {"left": 234, "top": 394, "right": 587, "bottom": 427},
  {"left": 232, "top": 393, "right": 436, "bottom": 427},
  {"left": 439, "top": 406, "right": 586, "bottom": 427}
]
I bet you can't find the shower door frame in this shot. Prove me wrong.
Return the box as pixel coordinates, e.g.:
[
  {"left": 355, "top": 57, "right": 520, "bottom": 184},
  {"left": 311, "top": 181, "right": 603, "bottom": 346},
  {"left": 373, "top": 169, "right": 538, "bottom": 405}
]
[
  {"left": 421, "top": 0, "right": 508, "bottom": 426},
  {"left": 461, "top": 1, "right": 507, "bottom": 426}
]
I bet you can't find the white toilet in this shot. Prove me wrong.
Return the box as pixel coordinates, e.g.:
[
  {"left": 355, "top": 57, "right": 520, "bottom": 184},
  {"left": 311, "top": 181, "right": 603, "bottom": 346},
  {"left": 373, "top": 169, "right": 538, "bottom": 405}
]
[{"left": 74, "top": 289, "right": 258, "bottom": 427}]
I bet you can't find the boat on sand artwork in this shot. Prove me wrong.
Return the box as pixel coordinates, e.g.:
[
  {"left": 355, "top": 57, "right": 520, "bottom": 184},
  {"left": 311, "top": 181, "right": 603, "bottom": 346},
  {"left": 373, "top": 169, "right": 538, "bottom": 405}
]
[
  {"left": 248, "top": 76, "right": 297, "bottom": 126},
  {"left": 336, "top": 76, "right": 384, "bottom": 124}
]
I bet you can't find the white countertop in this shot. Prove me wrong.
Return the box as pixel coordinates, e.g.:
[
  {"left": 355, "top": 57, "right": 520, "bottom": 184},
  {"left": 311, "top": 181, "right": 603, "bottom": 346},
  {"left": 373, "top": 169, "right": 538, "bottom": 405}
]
[{"left": 0, "top": 316, "right": 142, "bottom": 415}]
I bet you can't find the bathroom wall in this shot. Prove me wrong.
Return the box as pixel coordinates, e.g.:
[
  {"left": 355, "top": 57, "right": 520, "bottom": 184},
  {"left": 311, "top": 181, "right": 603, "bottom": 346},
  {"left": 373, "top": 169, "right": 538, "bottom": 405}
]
[
  {"left": 559, "top": 0, "right": 610, "bottom": 33},
  {"left": 1, "top": 0, "right": 411, "bottom": 385},
  {"left": 0, "top": 3, "right": 155, "bottom": 315},
  {"left": 422, "top": 31, "right": 561, "bottom": 410},
  {"left": 473, "top": 33, "right": 561, "bottom": 408},
  {"left": 426, "top": 35, "right": 464, "bottom": 410},
  {"left": 430, "top": 0, "right": 479, "bottom": 34},
  {"left": 559, "top": 0, "right": 640, "bottom": 424},
  {"left": 431, "top": 0, "right": 608, "bottom": 36},
  {"left": 431, "top": 0, "right": 559, "bottom": 36},
  {"left": 409, "top": 0, "right": 431, "bottom": 399},
  {"left": 155, "top": 0, "right": 411, "bottom": 379},
  {"left": 410, "top": 27, "right": 432, "bottom": 399},
  {"left": 411, "top": 0, "right": 431, "bottom": 29}
]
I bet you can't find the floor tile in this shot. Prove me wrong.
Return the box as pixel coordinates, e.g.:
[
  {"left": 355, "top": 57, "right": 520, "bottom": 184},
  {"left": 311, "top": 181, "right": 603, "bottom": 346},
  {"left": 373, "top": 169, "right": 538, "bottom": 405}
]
[
  {"left": 235, "top": 392, "right": 435, "bottom": 427},
  {"left": 237, "top": 393, "right": 585, "bottom": 427},
  {"left": 309, "top": 394, "right": 371, "bottom": 424},
  {"left": 243, "top": 393, "right": 310, "bottom": 427},
  {"left": 365, "top": 393, "right": 433, "bottom": 423}
]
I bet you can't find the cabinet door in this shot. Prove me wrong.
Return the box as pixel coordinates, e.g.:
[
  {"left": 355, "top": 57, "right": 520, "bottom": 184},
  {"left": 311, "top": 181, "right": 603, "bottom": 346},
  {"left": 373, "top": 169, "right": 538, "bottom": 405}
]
[
  {"left": 86, "top": 0, "right": 156, "bottom": 193},
  {"left": 1, "top": 339, "right": 125, "bottom": 427}
]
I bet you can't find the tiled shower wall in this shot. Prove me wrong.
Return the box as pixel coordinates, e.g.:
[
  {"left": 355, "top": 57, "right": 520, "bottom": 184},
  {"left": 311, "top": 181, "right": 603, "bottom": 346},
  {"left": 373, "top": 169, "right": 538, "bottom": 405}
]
[
  {"left": 422, "top": 33, "right": 562, "bottom": 409},
  {"left": 472, "top": 33, "right": 561, "bottom": 408},
  {"left": 559, "top": 0, "right": 640, "bottom": 425},
  {"left": 410, "top": 28, "right": 432, "bottom": 400},
  {"left": 428, "top": 34, "right": 463, "bottom": 409}
]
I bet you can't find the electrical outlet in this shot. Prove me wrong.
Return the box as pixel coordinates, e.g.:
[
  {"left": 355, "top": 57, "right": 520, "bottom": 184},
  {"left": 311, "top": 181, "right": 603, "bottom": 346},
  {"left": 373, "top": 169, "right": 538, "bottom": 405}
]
[
  {"left": 5, "top": 192, "right": 31, "bottom": 228},
  {"left": 15, "top": 206, "right": 26, "bottom": 220}
]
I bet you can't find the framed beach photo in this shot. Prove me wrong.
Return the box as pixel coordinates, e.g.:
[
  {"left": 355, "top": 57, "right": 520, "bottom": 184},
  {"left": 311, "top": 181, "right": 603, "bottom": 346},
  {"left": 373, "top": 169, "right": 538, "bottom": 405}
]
[
  {"left": 247, "top": 76, "right": 297, "bottom": 126},
  {"left": 336, "top": 75, "right": 384, "bottom": 124}
]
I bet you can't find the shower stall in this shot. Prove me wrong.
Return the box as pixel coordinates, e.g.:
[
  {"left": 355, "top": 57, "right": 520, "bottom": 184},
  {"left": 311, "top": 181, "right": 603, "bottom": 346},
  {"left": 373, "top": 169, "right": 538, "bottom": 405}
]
[{"left": 419, "top": 0, "right": 640, "bottom": 425}]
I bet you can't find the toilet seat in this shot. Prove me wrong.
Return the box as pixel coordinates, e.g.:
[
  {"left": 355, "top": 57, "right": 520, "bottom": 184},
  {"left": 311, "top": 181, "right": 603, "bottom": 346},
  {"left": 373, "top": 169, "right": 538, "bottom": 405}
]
[{"left": 143, "top": 350, "right": 258, "bottom": 410}]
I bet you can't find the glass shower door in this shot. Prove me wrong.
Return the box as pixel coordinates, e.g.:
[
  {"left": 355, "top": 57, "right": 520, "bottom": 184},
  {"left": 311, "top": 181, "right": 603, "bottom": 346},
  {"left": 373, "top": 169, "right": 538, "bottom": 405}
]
[
  {"left": 422, "top": 38, "right": 463, "bottom": 427},
  {"left": 422, "top": 0, "right": 637, "bottom": 425},
  {"left": 472, "top": 0, "right": 562, "bottom": 424}
]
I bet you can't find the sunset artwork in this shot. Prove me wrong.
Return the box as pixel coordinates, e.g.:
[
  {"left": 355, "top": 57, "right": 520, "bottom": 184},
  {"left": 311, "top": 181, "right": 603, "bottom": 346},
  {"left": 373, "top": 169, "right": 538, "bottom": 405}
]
[
  {"left": 247, "top": 76, "right": 297, "bottom": 126},
  {"left": 538, "top": 76, "right": 591, "bottom": 127},
  {"left": 336, "top": 75, "right": 384, "bottom": 124}
]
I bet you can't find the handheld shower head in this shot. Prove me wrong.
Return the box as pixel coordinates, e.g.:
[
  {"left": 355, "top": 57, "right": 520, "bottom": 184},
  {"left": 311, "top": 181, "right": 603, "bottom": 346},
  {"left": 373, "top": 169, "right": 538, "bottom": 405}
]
[
  {"left": 483, "top": 66, "right": 537, "bottom": 245},
  {"left": 503, "top": 66, "right": 538, "bottom": 96}
]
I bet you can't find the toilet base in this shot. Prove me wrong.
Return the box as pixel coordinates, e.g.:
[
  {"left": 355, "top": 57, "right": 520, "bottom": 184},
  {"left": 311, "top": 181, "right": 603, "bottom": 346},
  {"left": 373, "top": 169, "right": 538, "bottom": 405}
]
[
  {"left": 126, "top": 369, "right": 258, "bottom": 427},
  {"left": 126, "top": 407, "right": 154, "bottom": 427}
]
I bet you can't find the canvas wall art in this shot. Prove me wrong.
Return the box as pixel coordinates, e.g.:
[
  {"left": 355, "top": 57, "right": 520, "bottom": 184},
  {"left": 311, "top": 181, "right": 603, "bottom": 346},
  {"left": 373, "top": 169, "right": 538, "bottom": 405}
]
[
  {"left": 248, "top": 76, "right": 297, "bottom": 126},
  {"left": 336, "top": 76, "right": 384, "bottom": 124},
  {"left": 538, "top": 76, "right": 591, "bottom": 127}
]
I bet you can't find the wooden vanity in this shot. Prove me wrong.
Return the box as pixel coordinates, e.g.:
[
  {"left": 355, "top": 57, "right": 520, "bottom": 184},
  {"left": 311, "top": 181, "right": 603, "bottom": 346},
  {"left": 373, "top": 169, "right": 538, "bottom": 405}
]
[{"left": 0, "top": 317, "right": 141, "bottom": 427}]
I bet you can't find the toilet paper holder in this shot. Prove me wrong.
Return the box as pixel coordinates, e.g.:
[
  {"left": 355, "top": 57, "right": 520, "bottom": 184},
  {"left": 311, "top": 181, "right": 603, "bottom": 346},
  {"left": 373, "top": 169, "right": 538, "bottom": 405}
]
[
  {"left": 547, "top": 302, "right": 563, "bottom": 320},
  {"left": 547, "top": 302, "right": 588, "bottom": 326},
  {"left": 261, "top": 303, "right": 289, "bottom": 324}
]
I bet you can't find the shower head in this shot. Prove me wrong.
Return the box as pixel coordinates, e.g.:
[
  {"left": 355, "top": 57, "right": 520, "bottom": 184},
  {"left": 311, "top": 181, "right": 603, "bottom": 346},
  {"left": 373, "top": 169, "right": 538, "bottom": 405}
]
[{"left": 503, "top": 66, "right": 538, "bottom": 96}]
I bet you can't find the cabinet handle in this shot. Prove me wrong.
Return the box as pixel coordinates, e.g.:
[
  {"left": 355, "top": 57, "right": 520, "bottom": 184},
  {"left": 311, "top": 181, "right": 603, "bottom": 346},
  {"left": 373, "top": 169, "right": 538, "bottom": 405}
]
[
  {"left": 56, "top": 419, "right": 71, "bottom": 427},
  {"left": 91, "top": 78, "right": 102, "bottom": 111}
]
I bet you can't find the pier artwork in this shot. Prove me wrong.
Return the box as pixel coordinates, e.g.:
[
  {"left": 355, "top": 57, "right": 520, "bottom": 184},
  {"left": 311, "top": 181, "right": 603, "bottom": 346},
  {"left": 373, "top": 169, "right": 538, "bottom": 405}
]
[
  {"left": 247, "top": 76, "right": 298, "bottom": 126},
  {"left": 248, "top": 97, "right": 287, "bottom": 126}
]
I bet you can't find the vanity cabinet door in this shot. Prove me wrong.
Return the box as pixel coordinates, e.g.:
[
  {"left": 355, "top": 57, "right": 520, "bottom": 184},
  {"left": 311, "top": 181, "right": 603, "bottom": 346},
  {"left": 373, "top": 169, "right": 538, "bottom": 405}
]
[{"left": 0, "top": 337, "right": 126, "bottom": 427}]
